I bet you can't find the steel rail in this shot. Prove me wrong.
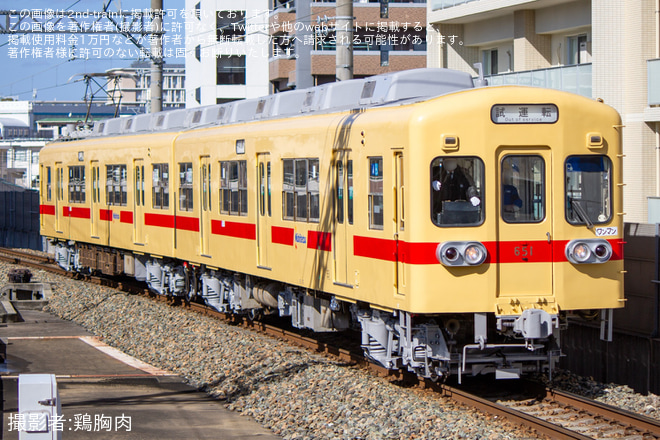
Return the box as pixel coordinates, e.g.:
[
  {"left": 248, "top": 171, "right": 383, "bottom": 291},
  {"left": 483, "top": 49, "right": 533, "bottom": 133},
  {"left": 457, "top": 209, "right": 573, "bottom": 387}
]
[
  {"left": 546, "top": 387, "right": 660, "bottom": 438},
  {"left": 3, "top": 247, "right": 659, "bottom": 439}
]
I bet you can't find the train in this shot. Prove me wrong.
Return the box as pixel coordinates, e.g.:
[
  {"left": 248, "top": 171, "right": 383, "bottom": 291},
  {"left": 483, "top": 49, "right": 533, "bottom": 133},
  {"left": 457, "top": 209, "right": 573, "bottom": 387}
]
[{"left": 38, "top": 68, "right": 625, "bottom": 382}]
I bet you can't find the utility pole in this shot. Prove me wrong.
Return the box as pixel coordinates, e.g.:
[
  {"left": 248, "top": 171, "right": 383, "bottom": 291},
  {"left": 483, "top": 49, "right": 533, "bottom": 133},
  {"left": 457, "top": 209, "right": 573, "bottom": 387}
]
[
  {"left": 335, "top": 0, "right": 353, "bottom": 81},
  {"left": 150, "top": 0, "right": 163, "bottom": 113}
]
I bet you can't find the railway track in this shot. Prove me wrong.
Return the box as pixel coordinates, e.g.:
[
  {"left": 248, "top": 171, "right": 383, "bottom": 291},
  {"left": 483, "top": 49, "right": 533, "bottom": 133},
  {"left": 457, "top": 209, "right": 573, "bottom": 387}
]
[{"left": 2, "top": 246, "right": 659, "bottom": 439}]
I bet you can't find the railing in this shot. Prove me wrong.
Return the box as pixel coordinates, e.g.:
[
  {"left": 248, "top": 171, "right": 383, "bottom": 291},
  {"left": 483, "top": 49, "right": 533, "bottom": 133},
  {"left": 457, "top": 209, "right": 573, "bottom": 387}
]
[
  {"left": 648, "top": 58, "right": 660, "bottom": 106},
  {"left": 430, "top": 0, "right": 479, "bottom": 10},
  {"left": 484, "top": 63, "right": 592, "bottom": 98}
]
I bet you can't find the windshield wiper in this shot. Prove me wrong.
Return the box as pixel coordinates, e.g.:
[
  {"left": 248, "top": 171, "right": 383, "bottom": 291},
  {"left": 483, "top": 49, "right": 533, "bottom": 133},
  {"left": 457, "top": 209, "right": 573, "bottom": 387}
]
[{"left": 570, "top": 198, "right": 593, "bottom": 229}]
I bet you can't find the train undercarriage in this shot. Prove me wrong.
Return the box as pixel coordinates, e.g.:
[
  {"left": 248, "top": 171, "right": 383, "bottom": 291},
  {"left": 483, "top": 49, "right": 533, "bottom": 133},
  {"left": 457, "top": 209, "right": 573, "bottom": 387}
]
[{"left": 51, "top": 240, "right": 561, "bottom": 382}]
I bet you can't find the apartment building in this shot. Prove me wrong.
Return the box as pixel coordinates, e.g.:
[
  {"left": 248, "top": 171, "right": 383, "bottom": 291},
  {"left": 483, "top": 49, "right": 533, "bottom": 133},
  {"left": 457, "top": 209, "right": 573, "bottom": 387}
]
[
  {"left": 269, "top": 0, "right": 427, "bottom": 91},
  {"left": 185, "top": 0, "right": 270, "bottom": 106},
  {"left": 428, "top": 0, "right": 659, "bottom": 223},
  {"left": 111, "top": 62, "right": 186, "bottom": 110}
]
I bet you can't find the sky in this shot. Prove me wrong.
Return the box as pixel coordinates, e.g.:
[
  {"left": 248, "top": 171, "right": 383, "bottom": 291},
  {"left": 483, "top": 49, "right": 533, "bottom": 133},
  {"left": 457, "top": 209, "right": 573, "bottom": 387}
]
[{"left": 0, "top": 0, "right": 185, "bottom": 101}]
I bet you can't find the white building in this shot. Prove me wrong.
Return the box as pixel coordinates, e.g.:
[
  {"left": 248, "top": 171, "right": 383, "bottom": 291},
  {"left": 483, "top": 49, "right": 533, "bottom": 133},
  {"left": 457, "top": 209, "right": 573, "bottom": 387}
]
[
  {"left": 428, "top": 0, "right": 659, "bottom": 223},
  {"left": 185, "top": 0, "right": 270, "bottom": 107}
]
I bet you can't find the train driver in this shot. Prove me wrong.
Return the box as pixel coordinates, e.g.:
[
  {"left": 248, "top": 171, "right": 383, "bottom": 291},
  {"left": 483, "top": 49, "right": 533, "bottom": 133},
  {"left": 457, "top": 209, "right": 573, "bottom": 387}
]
[
  {"left": 501, "top": 166, "right": 523, "bottom": 220},
  {"left": 432, "top": 158, "right": 481, "bottom": 206}
]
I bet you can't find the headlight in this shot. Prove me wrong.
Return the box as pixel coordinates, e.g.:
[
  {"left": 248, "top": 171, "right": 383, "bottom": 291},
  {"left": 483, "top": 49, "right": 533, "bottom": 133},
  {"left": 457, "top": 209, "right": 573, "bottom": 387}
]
[
  {"left": 572, "top": 243, "right": 591, "bottom": 263},
  {"left": 565, "top": 239, "right": 613, "bottom": 264},
  {"left": 464, "top": 244, "right": 486, "bottom": 265},
  {"left": 436, "top": 241, "right": 487, "bottom": 267}
]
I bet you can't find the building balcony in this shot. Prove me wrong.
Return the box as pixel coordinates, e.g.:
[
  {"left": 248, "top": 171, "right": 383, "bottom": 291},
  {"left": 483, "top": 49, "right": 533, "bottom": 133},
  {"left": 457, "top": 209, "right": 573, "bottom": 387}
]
[
  {"left": 269, "top": 56, "right": 297, "bottom": 83},
  {"left": 649, "top": 58, "right": 660, "bottom": 106},
  {"left": 312, "top": 2, "right": 426, "bottom": 26},
  {"left": 310, "top": 50, "right": 426, "bottom": 76},
  {"left": 484, "top": 63, "right": 592, "bottom": 98}
]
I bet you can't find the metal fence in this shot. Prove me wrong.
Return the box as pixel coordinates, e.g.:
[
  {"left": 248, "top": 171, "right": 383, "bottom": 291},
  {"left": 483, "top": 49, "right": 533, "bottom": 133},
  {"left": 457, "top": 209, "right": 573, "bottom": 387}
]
[{"left": 0, "top": 185, "right": 42, "bottom": 251}]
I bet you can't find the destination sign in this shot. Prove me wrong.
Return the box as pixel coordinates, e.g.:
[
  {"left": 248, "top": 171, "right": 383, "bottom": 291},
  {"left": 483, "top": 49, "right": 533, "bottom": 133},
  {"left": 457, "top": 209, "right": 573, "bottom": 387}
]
[{"left": 491, "top": 104, "right": 558, "bottom": 124}]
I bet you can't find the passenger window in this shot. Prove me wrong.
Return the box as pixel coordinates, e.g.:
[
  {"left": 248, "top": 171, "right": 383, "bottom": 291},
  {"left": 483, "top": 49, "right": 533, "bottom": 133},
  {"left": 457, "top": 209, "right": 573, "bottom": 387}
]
[
  {"left": 152, "top": 164, "right": 169, "bottom": 210},
  {"left": 565, "top": 155, "right": 612, "bottom": 225},
  {"left": 282, "top": 158, "right": 319, "bottom": 223},
  {"left": 369, "top": 157, "right": 383, "bottom": 229},
  {"left": 219, "top": 160, "right": 247, "bottom": 216},
  {"left": 431, "top": 157, "right": 484, "bottom": 226},
  {"left": 106, "top": 164, "right": 127, "bottom": 206},
  {"left": 68, "top": 165, "right": 85, "bottom": 204},
  {"left": 179, "top": 162, "right": 193, "bottom": 212},
  {"left": 501, "top": 156, "right": 544, "bottom": 223}
]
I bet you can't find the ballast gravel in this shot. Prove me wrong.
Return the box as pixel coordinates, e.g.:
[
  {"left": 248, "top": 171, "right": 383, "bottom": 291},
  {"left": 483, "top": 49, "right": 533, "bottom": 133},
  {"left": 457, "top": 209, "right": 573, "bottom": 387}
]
[{"left": 2, "top": 261, "right": 659, "bottom": 439}]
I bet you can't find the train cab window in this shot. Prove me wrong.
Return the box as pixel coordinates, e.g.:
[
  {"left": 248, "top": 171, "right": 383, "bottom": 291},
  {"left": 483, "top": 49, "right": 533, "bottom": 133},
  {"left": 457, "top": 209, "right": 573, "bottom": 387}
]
[
  {"left": 565, "top": 155, "right": 612, "bottom": 225},
  {"left": 501, "top": 156, "right": 544, "bottom": 223},
  {"left": 106, "top": 164, "right": 127, "bottom": 206},
  {"left": 282, "top": 158, "right": 320, "bottom": 222},
  {"left": 68, "top": 166, "right": 86, "bottom": 204},
  {"left": 179, "top": 162, "right": 194, "bottom": 212},
  {"left": 431, "top": 157, "right": 484, "bottom": 227},
  {"left": 369, "top": 157, "right": 383, "bottom": 229},
  {"left": 219, "top": 160, "right": 247, "bottom": 216}
]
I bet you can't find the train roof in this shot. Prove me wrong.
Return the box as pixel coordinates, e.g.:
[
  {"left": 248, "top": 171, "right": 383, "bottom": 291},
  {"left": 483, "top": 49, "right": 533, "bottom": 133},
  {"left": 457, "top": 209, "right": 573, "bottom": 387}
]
[{"left": 84, "top": 68, "right": 474, "bottom": 139}]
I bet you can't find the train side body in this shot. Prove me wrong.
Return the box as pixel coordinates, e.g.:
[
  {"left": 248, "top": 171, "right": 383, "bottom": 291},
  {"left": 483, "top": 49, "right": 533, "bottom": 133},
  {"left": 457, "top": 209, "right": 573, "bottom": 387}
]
[{"left": 39, "top": 69, "right": 624, "bottom": 380}]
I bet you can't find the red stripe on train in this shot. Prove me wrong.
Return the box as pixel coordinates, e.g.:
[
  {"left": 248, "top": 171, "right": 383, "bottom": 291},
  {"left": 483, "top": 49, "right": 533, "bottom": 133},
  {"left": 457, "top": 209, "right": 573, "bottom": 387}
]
[
  {"left": 99, "top": 209, "right": 113, "bottom": 221},
  {"left": 355, "top": 236, "right": 624, "bottom": 264},
  {"left": 272, "top": 226, "right": 294, "bottom": 245},
  {"left": 62, "top": 206, "right": 90, "bottom": 219},
  {"left": 308, "top": 231, "right": 331, "bottom": 251},
  {"left": 211, "top": 220, "right": 255, "bottom": 239},
  {"left": 144, "top": 212, "right": 175, "bottom": 228},
  {"left": 39, "top": 205, "right": 55, "bottom": 215},
  {"left": 120, "top": 211, "right": 133, "bottom": 224}
]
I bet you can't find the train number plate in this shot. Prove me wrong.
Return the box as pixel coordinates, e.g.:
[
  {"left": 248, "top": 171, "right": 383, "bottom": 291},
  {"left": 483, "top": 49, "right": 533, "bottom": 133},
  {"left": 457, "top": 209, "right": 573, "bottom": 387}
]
[
  {"left": 491, "top": 104, "right": 558, "bottom": 124},
  {"left": 595, "top": 227, "right": 618, "bottom": 237}
]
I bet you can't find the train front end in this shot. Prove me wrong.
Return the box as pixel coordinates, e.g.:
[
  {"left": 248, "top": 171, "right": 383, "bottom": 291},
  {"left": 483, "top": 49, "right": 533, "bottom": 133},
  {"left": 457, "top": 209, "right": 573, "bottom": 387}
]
[{"left": 385, "top": 85, "right": 624, "bottom": 381}]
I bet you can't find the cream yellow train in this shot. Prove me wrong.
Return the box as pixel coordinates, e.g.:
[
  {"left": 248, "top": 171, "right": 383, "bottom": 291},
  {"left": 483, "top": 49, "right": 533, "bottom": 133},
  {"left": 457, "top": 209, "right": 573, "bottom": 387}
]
[{"left": 39, "top": 68, "right": 624, "bottom": 381}]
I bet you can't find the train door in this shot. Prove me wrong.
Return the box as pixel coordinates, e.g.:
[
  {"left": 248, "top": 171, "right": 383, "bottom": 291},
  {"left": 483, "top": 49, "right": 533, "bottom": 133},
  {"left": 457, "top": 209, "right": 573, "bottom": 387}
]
[
  {"left": 133, "top": 159, "right": 145, "bottom": 244},
  {"left": 91, "top": 160, "right": 99, "bottom": 238},
  {"left": 394, "top": 151, "right": 405, "bottom": 295},
  {"left": 332, "top": 151, "right": 353, "bottom": 286},
  {"left": 55, "top": 162, "right": 64, "bottom": 233},
  {"left": 496, "top": 149, "right": 553, "bottom": 303},
  {"left": 199, "top": 156, "right": 212, "bottom": 256},
  {"left": 257, "top": 153, "right": 271, "bottom": 268}
]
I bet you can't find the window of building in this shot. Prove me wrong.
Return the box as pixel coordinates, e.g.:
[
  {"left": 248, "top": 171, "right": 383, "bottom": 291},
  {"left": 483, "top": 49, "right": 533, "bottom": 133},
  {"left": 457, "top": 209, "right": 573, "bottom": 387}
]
[
  {"left": 152, "top": 163, "right": 169, "bottom": 209},
  {"left": 282, "top": 158, "right": 319, "bottom": 222},
  {"left": 217, "top": 55, "right": 246, "bottom": 85},
  {"left": 195, "top": 45, "right": 201, "bottom": 61},
  {"left": 380, "top": 48, "right": 390, "bottom": 66},
  {"left": 219, "top": 160, "right": 248, "bottom": 216},
  {"left": 369, "top": 157, "right": 383, "bottom": 229},
  {"left": 217, "top": 10, "right": 246, "bottom": 42},
  {"left": 68, "top": 166, "right": 85, "bottom": 203},
  {"left": 483, "top": 49, "right": 498, "bottom": 75},
  {"left": 567, "top": 34, "right": 589, "bottom": 65},
  {"left": 179, "top": 162, "right": 193, "bottom": 212},
  {"left": 106, "top": 164, "right": 127, "bottom": 206},
  {"left": 195, "top": 2, "right": 201, "bottom": 19}
]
